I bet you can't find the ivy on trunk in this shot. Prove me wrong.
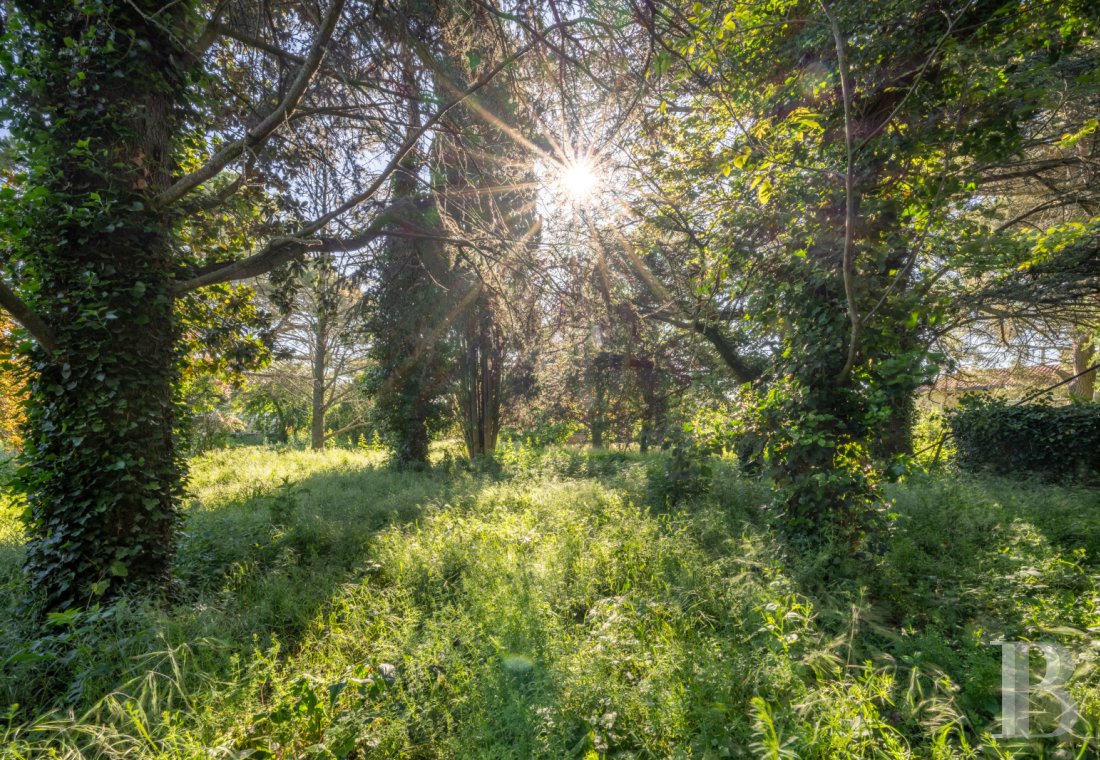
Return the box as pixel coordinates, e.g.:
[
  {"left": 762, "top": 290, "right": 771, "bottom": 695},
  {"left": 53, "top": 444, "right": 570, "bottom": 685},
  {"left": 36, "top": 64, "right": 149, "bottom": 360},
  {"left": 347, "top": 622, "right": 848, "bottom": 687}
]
[{"left": 4, "top": 0, "right": 194, "bottom": 608}]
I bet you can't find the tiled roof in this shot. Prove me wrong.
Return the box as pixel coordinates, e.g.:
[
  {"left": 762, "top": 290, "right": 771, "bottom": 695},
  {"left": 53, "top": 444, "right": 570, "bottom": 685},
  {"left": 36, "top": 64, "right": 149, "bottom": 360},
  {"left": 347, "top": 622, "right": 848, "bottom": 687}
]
[{"left": 928, "top": 365, "right": 1072, "bottom": 392}]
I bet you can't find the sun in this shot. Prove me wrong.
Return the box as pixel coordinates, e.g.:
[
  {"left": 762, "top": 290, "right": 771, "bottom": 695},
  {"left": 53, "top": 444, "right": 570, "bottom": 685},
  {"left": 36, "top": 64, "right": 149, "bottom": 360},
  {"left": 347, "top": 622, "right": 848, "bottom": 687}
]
[{"left": 559, "top": 158, "right": 598, "bottom": 201}]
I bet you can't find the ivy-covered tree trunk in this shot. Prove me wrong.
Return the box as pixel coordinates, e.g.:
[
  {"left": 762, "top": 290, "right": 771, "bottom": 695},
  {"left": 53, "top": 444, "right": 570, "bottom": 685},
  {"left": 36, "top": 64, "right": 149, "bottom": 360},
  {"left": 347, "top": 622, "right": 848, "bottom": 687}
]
[
  {"left": 754, "top": 283, "right": 878, "bottom": 550},
  {"left": 365, "top": 53, "right": 451, "bottom": 467},
  {"left": 875, "top": 391, "right": 917, "bottom": 461},
  {"left": 367, "top": 213, "right": 448, "bottom": 466},
  {"left": 6, "top": 0, "right": 193, "bottom": 608}
]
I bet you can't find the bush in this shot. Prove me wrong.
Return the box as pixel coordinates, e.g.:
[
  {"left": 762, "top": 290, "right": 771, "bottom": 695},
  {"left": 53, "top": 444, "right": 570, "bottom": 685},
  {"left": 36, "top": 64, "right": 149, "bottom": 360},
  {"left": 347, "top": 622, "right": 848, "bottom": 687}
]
[
  {"left": 949, "top": 395, "right": 1100, "bottom": 481},
  {"left": 646, "top": 437, "right": 714, "bottom": 507}
]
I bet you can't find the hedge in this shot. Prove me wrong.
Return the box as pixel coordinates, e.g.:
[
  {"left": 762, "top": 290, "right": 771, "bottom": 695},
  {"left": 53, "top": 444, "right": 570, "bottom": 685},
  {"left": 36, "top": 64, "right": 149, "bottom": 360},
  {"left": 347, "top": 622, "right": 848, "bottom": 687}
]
[{"left": 949, "top": 396, "right": 1100, "bottom": 481}]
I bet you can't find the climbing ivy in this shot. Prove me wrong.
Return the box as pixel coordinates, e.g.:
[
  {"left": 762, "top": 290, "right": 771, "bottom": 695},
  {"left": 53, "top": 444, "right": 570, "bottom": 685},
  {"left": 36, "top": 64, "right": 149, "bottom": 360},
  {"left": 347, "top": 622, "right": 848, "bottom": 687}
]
[{"left": 0, "top": 0, "right": 199, "bottom": 608}]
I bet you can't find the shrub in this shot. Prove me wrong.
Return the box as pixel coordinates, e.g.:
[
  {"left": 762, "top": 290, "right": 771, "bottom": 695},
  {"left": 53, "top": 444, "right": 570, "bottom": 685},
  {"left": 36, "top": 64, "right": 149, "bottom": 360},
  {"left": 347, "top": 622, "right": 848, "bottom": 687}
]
[
  {"left": 949, "top": 395, "right": 1100, "bottom": 481},
  {"left": 646, "top": 438, "right": 713, "bottom": 507}
]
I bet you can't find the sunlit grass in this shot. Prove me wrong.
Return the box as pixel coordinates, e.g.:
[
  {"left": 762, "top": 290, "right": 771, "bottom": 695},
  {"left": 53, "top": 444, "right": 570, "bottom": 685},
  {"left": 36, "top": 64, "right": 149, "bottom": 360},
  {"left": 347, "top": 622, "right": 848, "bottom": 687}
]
[{"left": 0, "top": 448, "right": 1097, "bottom": 757}]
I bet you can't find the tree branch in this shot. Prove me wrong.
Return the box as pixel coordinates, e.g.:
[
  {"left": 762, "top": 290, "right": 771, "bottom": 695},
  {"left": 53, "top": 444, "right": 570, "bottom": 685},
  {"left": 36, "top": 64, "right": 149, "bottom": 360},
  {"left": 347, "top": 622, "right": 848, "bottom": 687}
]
[
  {"left": 172, "top": 20, "right": 583, "bottom": 293},
  {"left": 0, "top": 279, "right": 57, "bottom": 354},
  {"left": 323, "top": 420, "right": 370, "bottom": 443},
  {"left": 820, "top": 0, "right": 861, "bottom": 383},
  {"left": 647, "top": 311, "right": 760, "bottom": 383},
  {"left": 156, "top": 0, "right": 345, "bottom": 209}
]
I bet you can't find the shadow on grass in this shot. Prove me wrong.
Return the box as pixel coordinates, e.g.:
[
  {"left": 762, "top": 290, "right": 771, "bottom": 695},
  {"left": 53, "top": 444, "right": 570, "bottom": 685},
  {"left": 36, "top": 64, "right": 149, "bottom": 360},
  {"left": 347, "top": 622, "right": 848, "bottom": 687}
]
[
  {"left": 4, "top": 450, "right": 1097, "bottom": 755},
  {"left": 174, "top": 459, "right": 490, "bottom": 653},
  {"left": 0, "top": 451, "right": 492, "bottom": 719},
  {"left": 784, "top": 471, "right": 1100, "bottom": 743}
]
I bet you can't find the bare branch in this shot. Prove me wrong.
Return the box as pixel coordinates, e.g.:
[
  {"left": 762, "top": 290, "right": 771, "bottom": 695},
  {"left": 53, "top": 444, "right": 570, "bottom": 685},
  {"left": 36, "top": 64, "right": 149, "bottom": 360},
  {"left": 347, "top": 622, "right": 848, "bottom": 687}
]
[{"left": 156, "top": 0, "right": 345, "bottom": 209}]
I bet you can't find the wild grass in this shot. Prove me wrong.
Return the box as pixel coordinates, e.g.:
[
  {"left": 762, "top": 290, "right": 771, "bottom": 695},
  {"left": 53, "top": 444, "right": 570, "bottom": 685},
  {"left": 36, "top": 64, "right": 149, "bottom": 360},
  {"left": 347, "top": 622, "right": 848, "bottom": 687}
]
[{"left": 0, "top": 446, "right": 1097, "bottom": 758}]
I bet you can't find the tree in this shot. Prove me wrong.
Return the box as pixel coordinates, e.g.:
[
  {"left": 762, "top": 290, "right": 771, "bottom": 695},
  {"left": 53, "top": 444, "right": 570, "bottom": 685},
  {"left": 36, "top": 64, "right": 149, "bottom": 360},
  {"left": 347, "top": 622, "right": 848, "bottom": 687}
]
[
  {"left": 622, "top": 0, "right": 1099, "bottom": 548},
  {"left": 364, "top": 0, "right": 549, "bottom": 464},
  {"left": 1070, "top": 330, "right": 1097, "bottom": 401},
  {"left": 432, "top": 1, "right": 542, "bottom": 460},
  {"left": 0, "top": 316, "right": 28, "bottom": 450},
  {"left": 1, "top": 0, "right": 218, "bottom": 607},
  {"left": 364, "top": 31, "right": 455, "bottom": 467},
  {"left": 266, "top": 257, "right": 370, "bottom": 450},
  {"left": 0, "top": 0, "right": 568, "bottom": 608}
]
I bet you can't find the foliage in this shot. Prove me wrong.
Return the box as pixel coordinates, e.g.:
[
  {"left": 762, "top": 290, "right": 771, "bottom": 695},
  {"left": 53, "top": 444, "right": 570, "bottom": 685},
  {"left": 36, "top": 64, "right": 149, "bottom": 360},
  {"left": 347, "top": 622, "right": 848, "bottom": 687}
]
[
  {"left": 363, "top": 229, "right": 455, "bottom": 466},
  {"left": 629, "top": 0, "right": 1098, "bottom": 552},
  {"left": 741, "top": 377, "right": 892, "bottom": 553},
  {"left": 499, "top": 420, "right": 580, "bottom": 450},
  {"left": 0, "top": 317, "right": 28, "bottom": 450},
  {"left": 950, "top": 395, "right": 1100, "bottom": 482},
  {"left": 237, "top": 369, "right": 312, "bottom": 445},
  {"left": 180, "top": 373, "right": 245, "bottom": 454},
  {"left": 911, "top": 407, "right": 955, "bottom": 471},
  {"left": 645, "top": 426, "right": 718, "bottom": 507},
  {"left": 177, "top": 283, "right": 274, "bottom": 387},
  {"left": 261, "top": 255, "right": 372, "bottom": 450}
]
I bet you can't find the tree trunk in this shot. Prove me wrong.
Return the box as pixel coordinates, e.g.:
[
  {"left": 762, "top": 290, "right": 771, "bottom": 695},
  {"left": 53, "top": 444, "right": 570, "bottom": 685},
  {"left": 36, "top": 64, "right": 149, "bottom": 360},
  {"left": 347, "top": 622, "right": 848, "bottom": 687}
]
[
  {"left": 461, "top": 303, "right": 503, "bottom": 459},
  {"left": 432, "top": 1, "right": 537, "bottom": 461},
  {"left": 874, "top": 389, "right": 916, "bottom": 461},
  {"left": 636, "top": 357, "right": 665, "bottom": 453},
  {"left": 366, "top": 50, "right": 449, "bottom": 469},
  {"left": 1071, "top": 332, "right": 1096, "bottom": 401},
  {"left": 13, "top": 0, "right": 191, "bottom": 609},
  {"left": 590, "top": 356, "right": 607, "bottom": 448},
  {"left": 311, "top": 315, "right": 328, "bottom": 450},
  {"left": 271, "top": 399, "right": 290, "bottom": 444},
  {"left": 400, "top": 412, "right": 431, "bottom": 465}
]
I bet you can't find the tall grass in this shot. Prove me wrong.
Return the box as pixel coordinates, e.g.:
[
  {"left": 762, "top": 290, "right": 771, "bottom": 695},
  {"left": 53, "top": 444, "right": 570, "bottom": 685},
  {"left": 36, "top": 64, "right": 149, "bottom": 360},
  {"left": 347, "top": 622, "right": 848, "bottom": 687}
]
[{"left": 0, "top": 447, "right": 1096, "bottom": 757}]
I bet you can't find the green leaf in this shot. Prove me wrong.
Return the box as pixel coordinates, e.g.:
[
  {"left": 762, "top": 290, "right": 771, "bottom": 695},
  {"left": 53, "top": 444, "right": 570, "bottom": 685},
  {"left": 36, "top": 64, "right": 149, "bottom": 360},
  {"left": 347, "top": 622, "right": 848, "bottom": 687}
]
[
  {"left": 756, "top": 178, "right": 772, "bottom": 205},
  {"left": 90, "top": 580, "right": 110, "bottom": 596}
]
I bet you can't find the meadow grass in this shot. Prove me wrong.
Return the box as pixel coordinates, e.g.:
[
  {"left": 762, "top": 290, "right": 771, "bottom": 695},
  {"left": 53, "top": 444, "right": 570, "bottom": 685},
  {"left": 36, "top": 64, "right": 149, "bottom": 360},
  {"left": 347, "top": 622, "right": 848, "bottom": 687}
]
[{"left": 0, "top": 446, "right": 1097, "bottom": 758}]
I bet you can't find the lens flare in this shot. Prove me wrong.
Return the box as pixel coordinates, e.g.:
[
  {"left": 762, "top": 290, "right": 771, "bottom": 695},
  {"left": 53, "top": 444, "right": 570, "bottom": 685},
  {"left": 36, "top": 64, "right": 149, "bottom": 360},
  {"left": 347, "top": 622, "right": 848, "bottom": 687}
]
[{"left": 559, "top": 159, "right": 598, "bottom": 201}]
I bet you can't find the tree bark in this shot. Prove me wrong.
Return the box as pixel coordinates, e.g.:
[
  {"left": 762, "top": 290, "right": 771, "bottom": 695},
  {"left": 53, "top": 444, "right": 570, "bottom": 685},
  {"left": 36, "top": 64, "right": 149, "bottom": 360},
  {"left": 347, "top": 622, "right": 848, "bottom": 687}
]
[
  {"left": 1071, "top": 332, "right": 1096, "bottom": 401},
  {"left": 590, "top": 354, "right": 608, "bottom": 448},
  {"left": 461, "top": 303, "right": 504, "bottom": 458},
  {"left": 311, "top": 313, "right": 328, "bottom": 450},
  {"left": 875, "top": 390, "right": 916, "bottom": 461}
]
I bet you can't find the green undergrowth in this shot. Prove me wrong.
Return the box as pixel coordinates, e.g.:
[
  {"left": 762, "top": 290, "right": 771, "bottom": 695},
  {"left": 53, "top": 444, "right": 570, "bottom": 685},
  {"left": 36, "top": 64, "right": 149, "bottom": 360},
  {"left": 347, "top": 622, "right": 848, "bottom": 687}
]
[{"left": 0, "top": 446, "right": 1097, "bottom": 758}]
